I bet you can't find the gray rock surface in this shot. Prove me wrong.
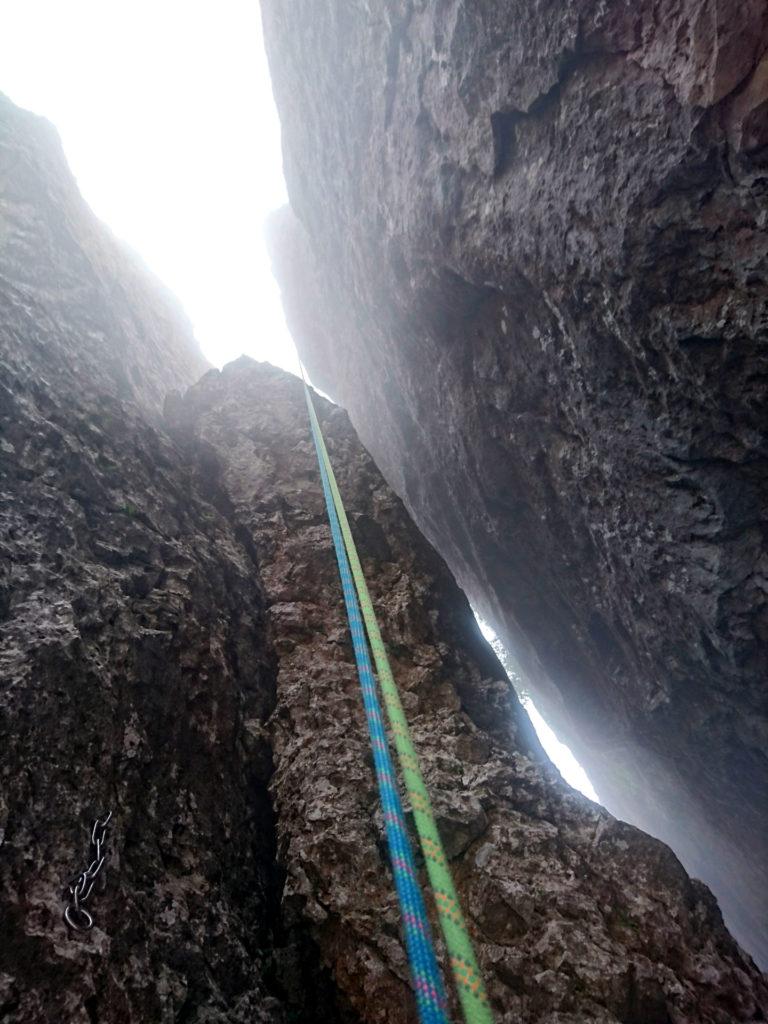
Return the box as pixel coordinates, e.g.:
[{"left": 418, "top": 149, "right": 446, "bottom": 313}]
[
  {"left": 2, "top": 91, "right": 767, "bottom": 1023},
  {"left": 172, "top": 359, "right": 768, "bottom": 1023},
  {"left": 0, "top": 95, "right": 346, "bottom": 1024},
  {"left": 261, "top": 0, "right": 768, "bottom": 965}
]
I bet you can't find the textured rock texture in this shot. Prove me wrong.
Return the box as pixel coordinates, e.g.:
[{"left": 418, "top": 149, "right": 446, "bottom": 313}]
[
  {"left": 0, "top": 95, "right": 346, "bottom": 1024},
  {"left": 171, "top": 358, "right": 768, "bottom": 1024},
  {"left": 261, "top": 0, "right": 768, "bottom": 965},
  {"left": 2, "top": 92, "right": 767, "bottom": 1023}
]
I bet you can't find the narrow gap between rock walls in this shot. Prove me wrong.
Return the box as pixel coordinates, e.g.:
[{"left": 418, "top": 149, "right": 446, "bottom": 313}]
[{"left": 474, "top": 612, "right": 600, "bottom": 803}]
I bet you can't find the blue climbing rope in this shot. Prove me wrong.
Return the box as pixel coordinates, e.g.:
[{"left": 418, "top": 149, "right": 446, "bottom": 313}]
[{"left": 305, "top": 385, "right": 449, "bottom": 1024}]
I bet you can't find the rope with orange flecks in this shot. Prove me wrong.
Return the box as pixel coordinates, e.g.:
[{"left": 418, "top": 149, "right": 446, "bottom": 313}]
[{"left": 304, "top": 376, "right": 494, "bottom": 1024}]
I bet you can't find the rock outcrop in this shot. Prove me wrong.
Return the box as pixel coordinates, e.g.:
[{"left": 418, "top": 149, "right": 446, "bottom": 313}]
[
  {"left": 1, "top": 95, "right": 325, "bottom": 1023},
  {"left": 2, "top": 94, "right": 767, "bottom": 1022},
  {"left": 172, "top": 360, "right": 768, "bottom": 1023},
  {"left": 260, "top": 0, "right": 768, "bottom": 965}
]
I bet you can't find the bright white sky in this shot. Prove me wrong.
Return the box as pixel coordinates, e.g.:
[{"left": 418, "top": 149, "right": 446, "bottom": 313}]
[
  {"left": 522, "top": 698, "right": 599, "bottom": 802},
  {"left": 476, "top": 616, "right": 599, "bottom": 802},
  {"left": 0, "top": 0, "right": 299, "bottom": 374}
]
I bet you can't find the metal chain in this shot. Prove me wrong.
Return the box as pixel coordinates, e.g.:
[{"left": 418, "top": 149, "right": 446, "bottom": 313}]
[{"left": 63, "top": 810, "right": 112, "bottom": 931}]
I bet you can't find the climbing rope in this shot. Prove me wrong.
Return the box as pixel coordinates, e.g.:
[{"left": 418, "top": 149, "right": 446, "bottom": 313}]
[
  {"left": 303, "top": 379, "right": 494, "bottom": 1024},
  {"left": 306, "top": 385, "right": 448, "bottom": 1023}
]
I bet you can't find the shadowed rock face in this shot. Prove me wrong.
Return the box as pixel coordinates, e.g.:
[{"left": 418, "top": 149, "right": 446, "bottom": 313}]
[
  {"left": 0, "top": 95, "right": 348, "bottom": 1024},
  {"left": 2, "top": 94, "right": 768, "bottom": 1023},
  {"left": 260, "top": 0, "right": 768, "bottom": 964}
]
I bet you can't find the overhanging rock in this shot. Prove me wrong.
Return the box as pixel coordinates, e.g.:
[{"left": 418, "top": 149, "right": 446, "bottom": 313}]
[{"left": 262, "top": 0, "right": 768, "bottom": 965}]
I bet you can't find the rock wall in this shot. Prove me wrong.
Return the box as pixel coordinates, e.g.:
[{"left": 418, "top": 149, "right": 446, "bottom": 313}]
[
  {"left": 2, "top": 94, "right": 767, "bottom": 1022},
  {"left": 260, "top": 0, "right": 768, "bottom": 965},
  {"left": 176, "top": 358, "right": 768, "bottom": 1024},
  {"left": 0, "top": 95, "right": 340, "bottom": 1023}
]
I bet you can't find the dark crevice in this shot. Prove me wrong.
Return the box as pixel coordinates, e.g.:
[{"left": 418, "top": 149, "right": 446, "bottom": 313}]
[
  {"left": 234, "top": 521, "right": 262, "bottom": 572},
  {"left": 491, "top": 110, "right": 520, "bottom": 177},
  {"left": 490, "top": 49, "right": 627, "bottom": 178},
  {"left": 84, "top": 994, "right": 99, "bottom": 1024}
]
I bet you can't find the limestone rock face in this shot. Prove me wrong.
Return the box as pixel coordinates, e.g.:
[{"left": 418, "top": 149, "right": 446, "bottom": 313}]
[
  {"left": 0, "top": 96, "right": 343, "bottom": 1024},
  {"left": 2, "top": 92, "right": 768, "bottom": 1023},
  {"left": 170, "top": 358, "right": 768, "bottom": 1024},
  {"left": 260, "top": 0, "right": 768, "bottom": 964}
]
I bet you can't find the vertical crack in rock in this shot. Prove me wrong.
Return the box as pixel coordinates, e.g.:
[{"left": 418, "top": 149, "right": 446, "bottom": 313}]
[
  {"left": 2, "top": 78, "right": 768, "bottom": 1024},
  {"left": 0, "top": 94, "right": 355, "bottom": 1024},
  {"left": 260, "top": 0, "right": 768, "bottom": 965}
]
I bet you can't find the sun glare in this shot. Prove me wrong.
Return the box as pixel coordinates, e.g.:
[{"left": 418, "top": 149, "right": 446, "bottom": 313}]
[
  {"left": 475, "top": 614, "right": 600, "bottom": 802},
  {"left": 0, "top": 0, "right": 297, "bottom": 374}
]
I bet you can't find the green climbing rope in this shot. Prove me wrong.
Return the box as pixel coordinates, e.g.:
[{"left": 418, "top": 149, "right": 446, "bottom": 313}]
[{"left": 304, "top": 386, "right": 494, "bottom": 1024}]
